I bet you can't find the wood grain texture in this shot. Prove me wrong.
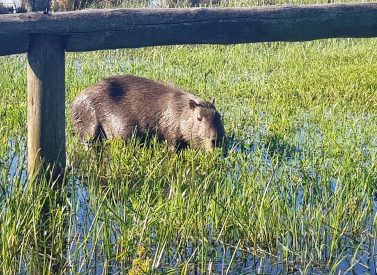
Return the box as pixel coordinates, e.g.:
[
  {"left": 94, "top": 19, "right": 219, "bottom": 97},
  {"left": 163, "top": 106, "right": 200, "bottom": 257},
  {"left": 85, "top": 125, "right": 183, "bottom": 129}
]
[
  {"left": 1, "top": 3, "right": 377, "bottom": 55},
  {"left": 27, "top": 34, "right": 65, "bottom": 177}
]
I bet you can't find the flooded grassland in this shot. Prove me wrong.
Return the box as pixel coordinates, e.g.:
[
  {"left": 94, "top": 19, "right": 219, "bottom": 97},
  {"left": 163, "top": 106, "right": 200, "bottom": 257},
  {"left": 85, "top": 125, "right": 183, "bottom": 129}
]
[{"left": 1, "top": 39, "right": 377, "bottom": 273}]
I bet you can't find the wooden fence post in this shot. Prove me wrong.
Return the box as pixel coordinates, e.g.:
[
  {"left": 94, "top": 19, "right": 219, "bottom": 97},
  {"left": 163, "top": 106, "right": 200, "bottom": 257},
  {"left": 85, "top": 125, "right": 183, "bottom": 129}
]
[{"left": 27, "top": 34, "right": 66, "bottom": 179}]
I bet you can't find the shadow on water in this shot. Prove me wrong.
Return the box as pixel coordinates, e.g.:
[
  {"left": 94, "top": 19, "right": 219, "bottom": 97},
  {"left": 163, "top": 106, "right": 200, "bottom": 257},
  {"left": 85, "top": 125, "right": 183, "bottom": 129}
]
[
  {"left": 263, "top": 132, "right": 302, "bottom": 161},
  {"left": 226, "top": 127, "right": 302, "bottom": 158}
]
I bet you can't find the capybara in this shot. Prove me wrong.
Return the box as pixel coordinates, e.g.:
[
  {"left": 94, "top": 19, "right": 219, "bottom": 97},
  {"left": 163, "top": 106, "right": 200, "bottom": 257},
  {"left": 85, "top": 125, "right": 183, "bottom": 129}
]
[{"left": 71, "top": 75, "right": 226, "bottom": 151}]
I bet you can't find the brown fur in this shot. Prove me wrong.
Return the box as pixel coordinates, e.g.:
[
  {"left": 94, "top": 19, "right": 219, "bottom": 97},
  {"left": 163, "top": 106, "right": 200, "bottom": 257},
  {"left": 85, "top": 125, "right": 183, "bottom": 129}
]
[{"left": 71, "top": 75, "right": 226, "bottom": 151}]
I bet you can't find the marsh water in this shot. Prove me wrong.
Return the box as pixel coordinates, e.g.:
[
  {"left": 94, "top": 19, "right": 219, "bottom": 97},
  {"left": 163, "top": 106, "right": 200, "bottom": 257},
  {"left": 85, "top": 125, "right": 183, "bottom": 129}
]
[{"left": 4, "top": 123, "right": 377, "bottom": 274}]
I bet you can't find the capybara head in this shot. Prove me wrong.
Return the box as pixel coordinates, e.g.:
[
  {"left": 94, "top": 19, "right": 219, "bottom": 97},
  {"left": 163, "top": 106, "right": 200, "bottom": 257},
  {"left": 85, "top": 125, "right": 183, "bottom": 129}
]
[{"left": 188, "top": 99, "right": 226, "bottom": 151}]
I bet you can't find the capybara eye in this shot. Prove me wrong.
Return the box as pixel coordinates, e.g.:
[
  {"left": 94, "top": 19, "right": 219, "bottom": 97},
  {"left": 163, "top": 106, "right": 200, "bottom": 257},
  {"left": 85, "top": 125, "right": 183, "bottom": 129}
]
[{"left": 197, "top": 116, "right": 202, "bottom": 121}]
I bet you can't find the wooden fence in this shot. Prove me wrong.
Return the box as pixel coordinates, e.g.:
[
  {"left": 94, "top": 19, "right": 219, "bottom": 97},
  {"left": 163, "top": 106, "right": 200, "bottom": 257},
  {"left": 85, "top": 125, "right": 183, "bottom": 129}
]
[{"left": 1, "top": 3, "right": 377, "bottom": 177}]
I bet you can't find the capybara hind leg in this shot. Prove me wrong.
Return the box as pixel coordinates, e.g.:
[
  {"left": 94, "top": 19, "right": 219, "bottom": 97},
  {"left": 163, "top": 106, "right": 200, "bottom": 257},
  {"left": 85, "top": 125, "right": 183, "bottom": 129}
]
[
  {"left": 76, "top": 122, "right": 103, "bottom": 145},
  {"left": 72, "top": 98, "right": 101, "bottom": 144}
]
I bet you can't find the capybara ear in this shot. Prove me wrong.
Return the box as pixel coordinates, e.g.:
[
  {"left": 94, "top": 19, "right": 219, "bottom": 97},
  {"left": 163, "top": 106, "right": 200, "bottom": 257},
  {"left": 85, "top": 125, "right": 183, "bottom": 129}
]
[{"left": 189, "top": 100, "right": 197, "bottom": 109}]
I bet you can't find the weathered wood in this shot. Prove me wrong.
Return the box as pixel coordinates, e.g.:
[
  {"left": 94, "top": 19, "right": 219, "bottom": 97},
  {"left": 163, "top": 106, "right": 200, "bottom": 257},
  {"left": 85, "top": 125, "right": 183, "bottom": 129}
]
[
  {"left": 27, "top": 34, "right": 65, "bottom": 178},
  {"left": 1, "top": 3, "right": 377, "bottom": 56}
]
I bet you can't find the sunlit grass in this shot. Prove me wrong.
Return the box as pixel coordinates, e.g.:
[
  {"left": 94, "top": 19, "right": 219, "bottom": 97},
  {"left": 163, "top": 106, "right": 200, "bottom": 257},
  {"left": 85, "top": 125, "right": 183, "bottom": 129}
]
[{"left": 1, "top": 23, "right": 377, "bottom": 274}]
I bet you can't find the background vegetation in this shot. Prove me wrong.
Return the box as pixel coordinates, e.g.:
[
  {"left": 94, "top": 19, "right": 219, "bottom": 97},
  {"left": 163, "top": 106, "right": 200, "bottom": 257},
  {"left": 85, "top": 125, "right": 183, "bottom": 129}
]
[{"left": 1, "top": 0, "right": 377, "bottom": 274}]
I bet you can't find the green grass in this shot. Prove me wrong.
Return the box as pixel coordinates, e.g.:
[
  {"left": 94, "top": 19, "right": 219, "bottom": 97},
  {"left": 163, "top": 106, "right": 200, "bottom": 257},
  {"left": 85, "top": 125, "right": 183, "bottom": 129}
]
[{"left": 1, "top": 22, "right": 377, "bottom": 275}]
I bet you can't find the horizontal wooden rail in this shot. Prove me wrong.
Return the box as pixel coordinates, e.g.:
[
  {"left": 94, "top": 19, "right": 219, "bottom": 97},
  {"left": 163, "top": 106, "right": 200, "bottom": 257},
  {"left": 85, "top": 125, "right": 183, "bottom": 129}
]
[{"left": 1, "top": 3, "right": 377, "bottom": 56}]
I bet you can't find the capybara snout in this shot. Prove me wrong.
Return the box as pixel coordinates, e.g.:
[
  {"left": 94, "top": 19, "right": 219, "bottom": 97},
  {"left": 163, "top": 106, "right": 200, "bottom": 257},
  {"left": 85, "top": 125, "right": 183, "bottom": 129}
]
[
  {"left": 71, "top": 75, "right": 226, "bottom": 151},
  {"left": 188, "top": 99, "right": 225, "bottom": 151}
]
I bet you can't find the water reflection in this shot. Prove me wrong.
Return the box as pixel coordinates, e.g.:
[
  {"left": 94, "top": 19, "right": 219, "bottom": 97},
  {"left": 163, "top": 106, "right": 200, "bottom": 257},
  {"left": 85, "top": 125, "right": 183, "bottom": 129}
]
[{"left": 3, "top": 119, "right": 377, "bottom": 274}]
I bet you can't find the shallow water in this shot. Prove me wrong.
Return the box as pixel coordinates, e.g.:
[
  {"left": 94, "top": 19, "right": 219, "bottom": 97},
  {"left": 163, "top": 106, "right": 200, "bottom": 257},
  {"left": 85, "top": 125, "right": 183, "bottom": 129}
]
[
  {"left": 66, "top": 153, "right": 377, "bottom": 272},
  {"left": 3, "top": 111, "right": 377, "bottom": 274},
  {"left": 66, "top": 177, "right": 377, "bottom": 273}
]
